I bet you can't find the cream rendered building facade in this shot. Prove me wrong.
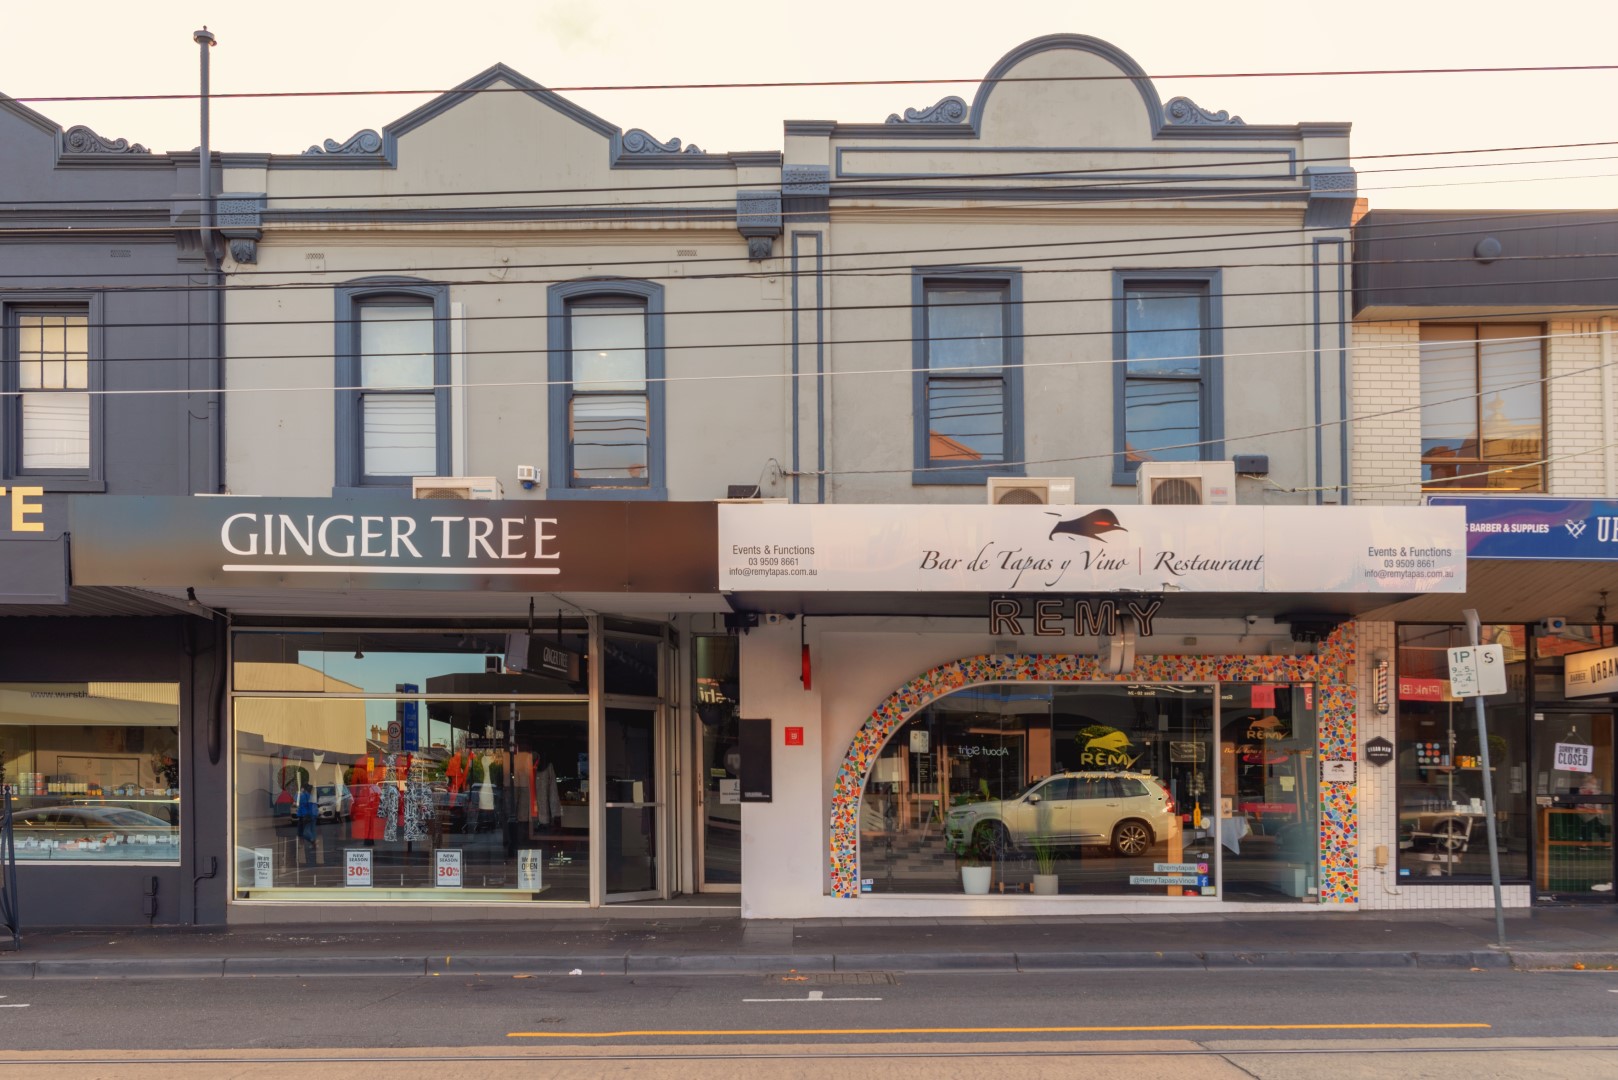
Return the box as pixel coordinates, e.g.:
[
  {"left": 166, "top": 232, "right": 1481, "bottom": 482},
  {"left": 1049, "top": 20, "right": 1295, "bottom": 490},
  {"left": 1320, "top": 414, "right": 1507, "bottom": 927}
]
[{"left": 199, "top": 35, "right": 1441, "bottom": 921}]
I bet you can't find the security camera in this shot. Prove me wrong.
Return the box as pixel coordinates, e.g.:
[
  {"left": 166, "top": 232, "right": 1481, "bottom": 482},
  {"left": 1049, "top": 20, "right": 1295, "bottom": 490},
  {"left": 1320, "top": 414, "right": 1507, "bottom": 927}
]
[{"left": 1538, "top": 616, "right": 1568, "bottom": 634}]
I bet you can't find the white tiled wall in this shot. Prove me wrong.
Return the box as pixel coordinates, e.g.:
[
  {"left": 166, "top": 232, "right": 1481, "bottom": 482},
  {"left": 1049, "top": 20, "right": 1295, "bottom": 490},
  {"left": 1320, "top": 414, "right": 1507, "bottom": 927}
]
[{"left": 1354, "top": 619, "right": 1534, "bottom": 910}]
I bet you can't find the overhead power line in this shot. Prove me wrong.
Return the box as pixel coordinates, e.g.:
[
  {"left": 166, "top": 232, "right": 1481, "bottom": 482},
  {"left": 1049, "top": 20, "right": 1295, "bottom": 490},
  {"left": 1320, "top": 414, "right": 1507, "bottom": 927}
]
[
  {"left": 0, "top": 210, "right": 1613, "bottom": 300},
  {"left": 2, "top": 323, "right": 1608, "bottom": 398},
  {"left": 5, "top": 162, "right": 1615, "bottom": 245},
  {"left": 12, "top": 64, "right": 1618, "bottom": 105},
  {"left": 2, "top": 272, "right": 1614, "bottom": 367}
]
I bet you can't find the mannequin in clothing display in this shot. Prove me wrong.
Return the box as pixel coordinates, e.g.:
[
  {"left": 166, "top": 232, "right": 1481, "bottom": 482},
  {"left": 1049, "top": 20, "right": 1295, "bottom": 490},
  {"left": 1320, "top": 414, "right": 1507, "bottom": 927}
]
[
  {"left": 445, "top": 750, "right": 468, "bottom": 795},
  {"left": 478, "top": 754, "right": 496, "bottom": 811},
  {"left": 349, "top": 760, "right": 382, "bottom": 845},
  {"left": 532, "top": 758, "right": 561, "bottom": 837}
]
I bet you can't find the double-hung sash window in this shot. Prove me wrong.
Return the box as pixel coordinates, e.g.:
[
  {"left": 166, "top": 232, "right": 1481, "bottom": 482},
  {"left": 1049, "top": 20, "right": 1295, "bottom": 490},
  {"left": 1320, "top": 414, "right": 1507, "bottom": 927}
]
[
  {"left": 925, "top": 284, "right": 1008, "bottom": 465},
  {"left": 1419, "top": 323, "right": 1544, "bottom": 491},
  {"left": 545, "top": 279, "right": 665, "bottom": 499},
  {"left": 358, "top": 302, "right": 437, "bottom": 480},
  {"left": 334, "top": 280, "right": 450, "bottom": 490},
  {"left": 567, "top": 300, "right": 649, "bottom": 486},
  {"left": 14, "top": 311, "right": 90, "bottom": 472},
  {"left": 1113, "top": 273, "right": 1223, "bottom": 482},
  {"left": 911, "top": 270, "right": 1023, "bottom": 483}
]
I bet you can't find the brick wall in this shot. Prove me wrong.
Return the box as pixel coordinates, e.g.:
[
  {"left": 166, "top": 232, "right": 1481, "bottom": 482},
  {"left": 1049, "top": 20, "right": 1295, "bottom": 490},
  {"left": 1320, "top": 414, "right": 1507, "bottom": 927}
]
[
  {"left": 1349, "top": 322, "right": 1423, "bottom": 505},
  {"left": 1546, "top": 320, "right": 1608, "bottom": 494},
  {"left": 1351, "top": 319, "right": 1615, "bottom": 503}
]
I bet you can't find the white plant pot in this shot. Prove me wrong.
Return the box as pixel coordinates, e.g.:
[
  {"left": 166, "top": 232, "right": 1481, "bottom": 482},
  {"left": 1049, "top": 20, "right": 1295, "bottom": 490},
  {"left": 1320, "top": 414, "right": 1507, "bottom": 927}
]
[
  {"left": 960, "top": 865, "right": 992, "bottom": 894},
  {"left": 1032, "top": 873, "right": 1059, "bottom": 895}
]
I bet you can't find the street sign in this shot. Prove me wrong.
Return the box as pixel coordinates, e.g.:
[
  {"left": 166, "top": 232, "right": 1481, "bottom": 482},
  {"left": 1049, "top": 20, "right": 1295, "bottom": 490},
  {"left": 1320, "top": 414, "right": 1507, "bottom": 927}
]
[{"left": 1447, "top": 644, "right": 1507, "bottom": 697}]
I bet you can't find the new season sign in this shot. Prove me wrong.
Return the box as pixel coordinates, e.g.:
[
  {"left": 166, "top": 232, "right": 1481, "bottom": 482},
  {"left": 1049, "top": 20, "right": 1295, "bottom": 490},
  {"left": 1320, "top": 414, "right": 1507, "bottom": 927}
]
[
  {"left": 719, "top": 504, "right": 1466, "bottom": 593},
  {"left": 69, "top": 497, "right": 717, "bottom": 593}
]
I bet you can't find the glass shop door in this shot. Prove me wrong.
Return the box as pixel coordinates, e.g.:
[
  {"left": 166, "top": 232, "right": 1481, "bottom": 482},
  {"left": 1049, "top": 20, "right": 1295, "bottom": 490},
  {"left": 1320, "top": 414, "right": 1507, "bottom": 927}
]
[
  {"left": 604, "top": 705, "right": 663, "bottom": 901},
  {"left": 1532, "top": 711, "right": 1615, "bottom": 901}
]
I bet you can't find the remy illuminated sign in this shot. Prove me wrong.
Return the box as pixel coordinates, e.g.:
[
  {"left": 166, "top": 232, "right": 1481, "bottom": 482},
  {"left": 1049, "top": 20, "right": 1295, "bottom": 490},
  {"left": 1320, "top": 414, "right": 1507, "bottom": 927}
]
[
  {"left": 69, "top": 496, "right": 717, "bottom": 593},
  {"left": 988, "top": 597, "right": 1161, "bottom": 637}
]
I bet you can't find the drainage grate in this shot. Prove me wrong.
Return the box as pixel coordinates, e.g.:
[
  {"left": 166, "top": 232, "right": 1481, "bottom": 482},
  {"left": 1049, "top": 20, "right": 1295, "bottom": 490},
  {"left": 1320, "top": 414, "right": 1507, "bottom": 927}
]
[{"left": 769, "top": 972, "right": 897, "bottom": 986}]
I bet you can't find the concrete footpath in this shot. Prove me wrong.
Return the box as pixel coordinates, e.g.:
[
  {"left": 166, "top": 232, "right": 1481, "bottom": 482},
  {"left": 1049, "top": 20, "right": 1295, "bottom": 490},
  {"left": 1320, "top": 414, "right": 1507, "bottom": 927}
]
[{"left": 2, "top": 906, "right": 1616, "bottom": 979}]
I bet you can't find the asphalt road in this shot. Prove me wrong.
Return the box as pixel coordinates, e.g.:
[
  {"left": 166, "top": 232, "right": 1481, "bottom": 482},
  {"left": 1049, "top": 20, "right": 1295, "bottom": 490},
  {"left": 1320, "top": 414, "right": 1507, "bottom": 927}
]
[{"left": 1, "top": 969, "right": 1616, "bottom": 1077}]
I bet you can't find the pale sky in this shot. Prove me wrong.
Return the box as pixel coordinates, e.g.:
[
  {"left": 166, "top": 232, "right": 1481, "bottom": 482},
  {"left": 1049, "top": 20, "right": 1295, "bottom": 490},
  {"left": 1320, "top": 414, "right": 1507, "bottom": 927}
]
[{"left": 3, "top": 0, "right": 1615, "bottom": 210}]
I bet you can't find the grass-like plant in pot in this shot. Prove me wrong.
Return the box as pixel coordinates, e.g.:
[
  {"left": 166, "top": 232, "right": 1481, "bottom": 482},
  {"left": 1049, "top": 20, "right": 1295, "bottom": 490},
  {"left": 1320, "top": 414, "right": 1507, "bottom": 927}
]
[{"left": 1029, "top": 835, "right": 1059, "bottom": 895}]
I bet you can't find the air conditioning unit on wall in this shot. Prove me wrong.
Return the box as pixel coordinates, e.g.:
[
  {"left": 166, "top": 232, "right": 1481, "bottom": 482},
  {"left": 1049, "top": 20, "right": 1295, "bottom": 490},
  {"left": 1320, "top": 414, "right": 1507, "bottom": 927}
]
[
  {"left": 1136, "top": 462, "right": 1236, "bottom": 506},
  {"left": 986, "top": 477, "right": 1075, "bottom": 506},
  {"left": 411, "top": 476, "right": 503, "bottom": 500}
]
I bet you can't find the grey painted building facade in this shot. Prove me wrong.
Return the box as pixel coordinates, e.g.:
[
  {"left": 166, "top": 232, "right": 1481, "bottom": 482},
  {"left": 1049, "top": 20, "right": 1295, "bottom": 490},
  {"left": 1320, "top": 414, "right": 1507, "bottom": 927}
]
[{"left": 0, "top": 95, "right": 228, "bottom": 926}]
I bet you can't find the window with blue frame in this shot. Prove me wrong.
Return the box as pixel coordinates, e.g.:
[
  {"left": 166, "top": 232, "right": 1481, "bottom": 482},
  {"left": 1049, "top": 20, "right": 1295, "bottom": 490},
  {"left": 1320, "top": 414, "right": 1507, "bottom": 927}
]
[
  {"left": 546, "top": 280, "right": 666, "bottom": 499},
  {"left": 3, "top": 298, "right": 105, "bottom": 490},
  {"left": 911, "top": 270, "right": 1023, "bottom": 484},
  {"left": 1112, "top": 273, "right": 1222, "bottom": 483},
  {"left": 334, "top": 280, "right": 450, "bottom": 489}
]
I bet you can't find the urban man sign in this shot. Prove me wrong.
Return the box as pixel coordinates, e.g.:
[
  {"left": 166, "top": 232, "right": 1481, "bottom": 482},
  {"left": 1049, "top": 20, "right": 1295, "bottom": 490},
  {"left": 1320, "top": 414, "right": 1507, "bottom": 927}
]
[{"left": 69, "top": 496, "right": 717, "bottom": 593}]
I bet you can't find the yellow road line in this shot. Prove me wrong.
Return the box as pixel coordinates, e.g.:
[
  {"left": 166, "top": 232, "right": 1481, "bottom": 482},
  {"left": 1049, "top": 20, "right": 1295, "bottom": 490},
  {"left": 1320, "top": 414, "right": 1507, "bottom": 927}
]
[{"left": 509, "top": 1022, "right": 1492, "bottom": 1038}]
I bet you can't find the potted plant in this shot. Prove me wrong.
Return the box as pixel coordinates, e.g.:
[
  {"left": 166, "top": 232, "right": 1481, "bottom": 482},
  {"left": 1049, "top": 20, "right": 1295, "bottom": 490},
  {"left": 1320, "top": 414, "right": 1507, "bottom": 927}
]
[
  {"left": 1029, "top": 835, "right": 1059, "bottom": 895},
  {"left": 959, "top": 847, "right": 992, "bottom": 894}
]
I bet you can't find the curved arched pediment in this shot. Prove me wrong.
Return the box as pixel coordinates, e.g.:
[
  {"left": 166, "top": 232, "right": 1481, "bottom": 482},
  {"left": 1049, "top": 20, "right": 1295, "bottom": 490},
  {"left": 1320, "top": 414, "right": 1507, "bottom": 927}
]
[
  {"left": 880, "top": 34, "right": 1249, "bottom": 144},
  {"left": 970, "top": 34, "right": 1167, "bottom": 139}
]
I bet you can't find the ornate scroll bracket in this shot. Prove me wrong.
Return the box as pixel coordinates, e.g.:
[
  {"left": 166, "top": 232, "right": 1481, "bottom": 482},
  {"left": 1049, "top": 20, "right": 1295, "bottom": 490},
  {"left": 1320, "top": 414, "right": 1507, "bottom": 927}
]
[
  {"left": 621, "top": 128, "right": 703, "bottom": 155},
  {"left": 885, "top": 95, "right": 968, "bottom": 125},
  {"left": 217, "top": 194, "right": 266, "bottom": 266},
  {"left": 62, "top": 125, "right": 149, "bottom": 154},
  {"left": 1304, "top": 167, "right": 1358, "bottom": 228},
  {"left": 736, "top": 190, "right": 781, "bottom": 262},
  {"left": 302, "top": 129, "right": 384, "bottom": 156},
  {"left": 1164, "top": 96, "right": 1244, "bottom": 126}
]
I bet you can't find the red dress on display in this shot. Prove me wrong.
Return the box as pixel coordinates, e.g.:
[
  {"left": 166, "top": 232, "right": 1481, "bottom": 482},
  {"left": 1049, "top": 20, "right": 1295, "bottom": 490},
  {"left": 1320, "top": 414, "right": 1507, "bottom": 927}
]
[{"left": 350, "top": 760, "right": 383, "bottom": 842}]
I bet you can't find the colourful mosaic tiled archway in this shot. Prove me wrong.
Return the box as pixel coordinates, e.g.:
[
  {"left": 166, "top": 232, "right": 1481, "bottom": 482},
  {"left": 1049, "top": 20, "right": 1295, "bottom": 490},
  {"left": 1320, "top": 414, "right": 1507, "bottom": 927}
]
[{"left": 829, "top": 626, "right": 1357, "bottom": 901}]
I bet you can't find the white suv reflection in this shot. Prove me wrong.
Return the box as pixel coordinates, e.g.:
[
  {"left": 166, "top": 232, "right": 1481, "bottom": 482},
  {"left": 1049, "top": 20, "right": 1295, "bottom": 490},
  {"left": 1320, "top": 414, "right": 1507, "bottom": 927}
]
[{"left": 944, "top": 771, "right": 1180, "bottom": 858}]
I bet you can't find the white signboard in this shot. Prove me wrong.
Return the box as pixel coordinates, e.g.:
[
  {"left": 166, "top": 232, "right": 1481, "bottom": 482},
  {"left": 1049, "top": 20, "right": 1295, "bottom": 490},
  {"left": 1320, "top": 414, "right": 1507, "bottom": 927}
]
[
  {"left": 252, "top": 847, "right": 274, "bottom": 889},
  {"left": 434, "top": 848, "right": 463, "bottom": 888},
  {"left": 1447, "top": 644, "right": 1508, "bottom": 697},
  {"left": 344, "top": 848, "right": 373, "bottom": 888},
  {"left": 718, "top": 505, "right": 1464, "bottom": 594},
  {"left": 1563, "top": 646, "right": 1618, "bottom": 699},
  {"left": 517, "top": 849, "right": 544, "bottom": 891},
  {"left": 1554, "top": 742, "right": 1594, "bottom": 773},
  {"left": 1320, "top": 759, "right": 1356, "bottom": 783},
  {"left": 718, "top": 778, "right": 741, "bottom": 805}
]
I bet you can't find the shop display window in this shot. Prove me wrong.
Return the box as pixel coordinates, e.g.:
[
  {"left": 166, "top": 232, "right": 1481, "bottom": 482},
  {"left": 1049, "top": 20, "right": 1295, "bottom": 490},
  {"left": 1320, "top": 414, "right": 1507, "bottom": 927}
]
[
  {"left": 232, "top": 629, "right": 594, "bottom": 901},
  {"left": 0, "top": 682, "right": 181, "bottom": 862},
  {"left": 1395, "top": 624, "right": 1530, "bottom": 882},
  {"left": 857, "top": 681, "right": 1320, "bottom": 899},
  {"left": 234, "top": 696, "right": 588, "bottom": 900}
]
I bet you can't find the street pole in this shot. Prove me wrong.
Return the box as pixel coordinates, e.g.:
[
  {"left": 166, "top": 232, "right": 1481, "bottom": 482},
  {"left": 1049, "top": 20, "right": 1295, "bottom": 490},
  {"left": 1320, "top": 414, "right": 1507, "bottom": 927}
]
[{"left": 1463, "top": 608, "right": 1507, "bottom": 948}]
